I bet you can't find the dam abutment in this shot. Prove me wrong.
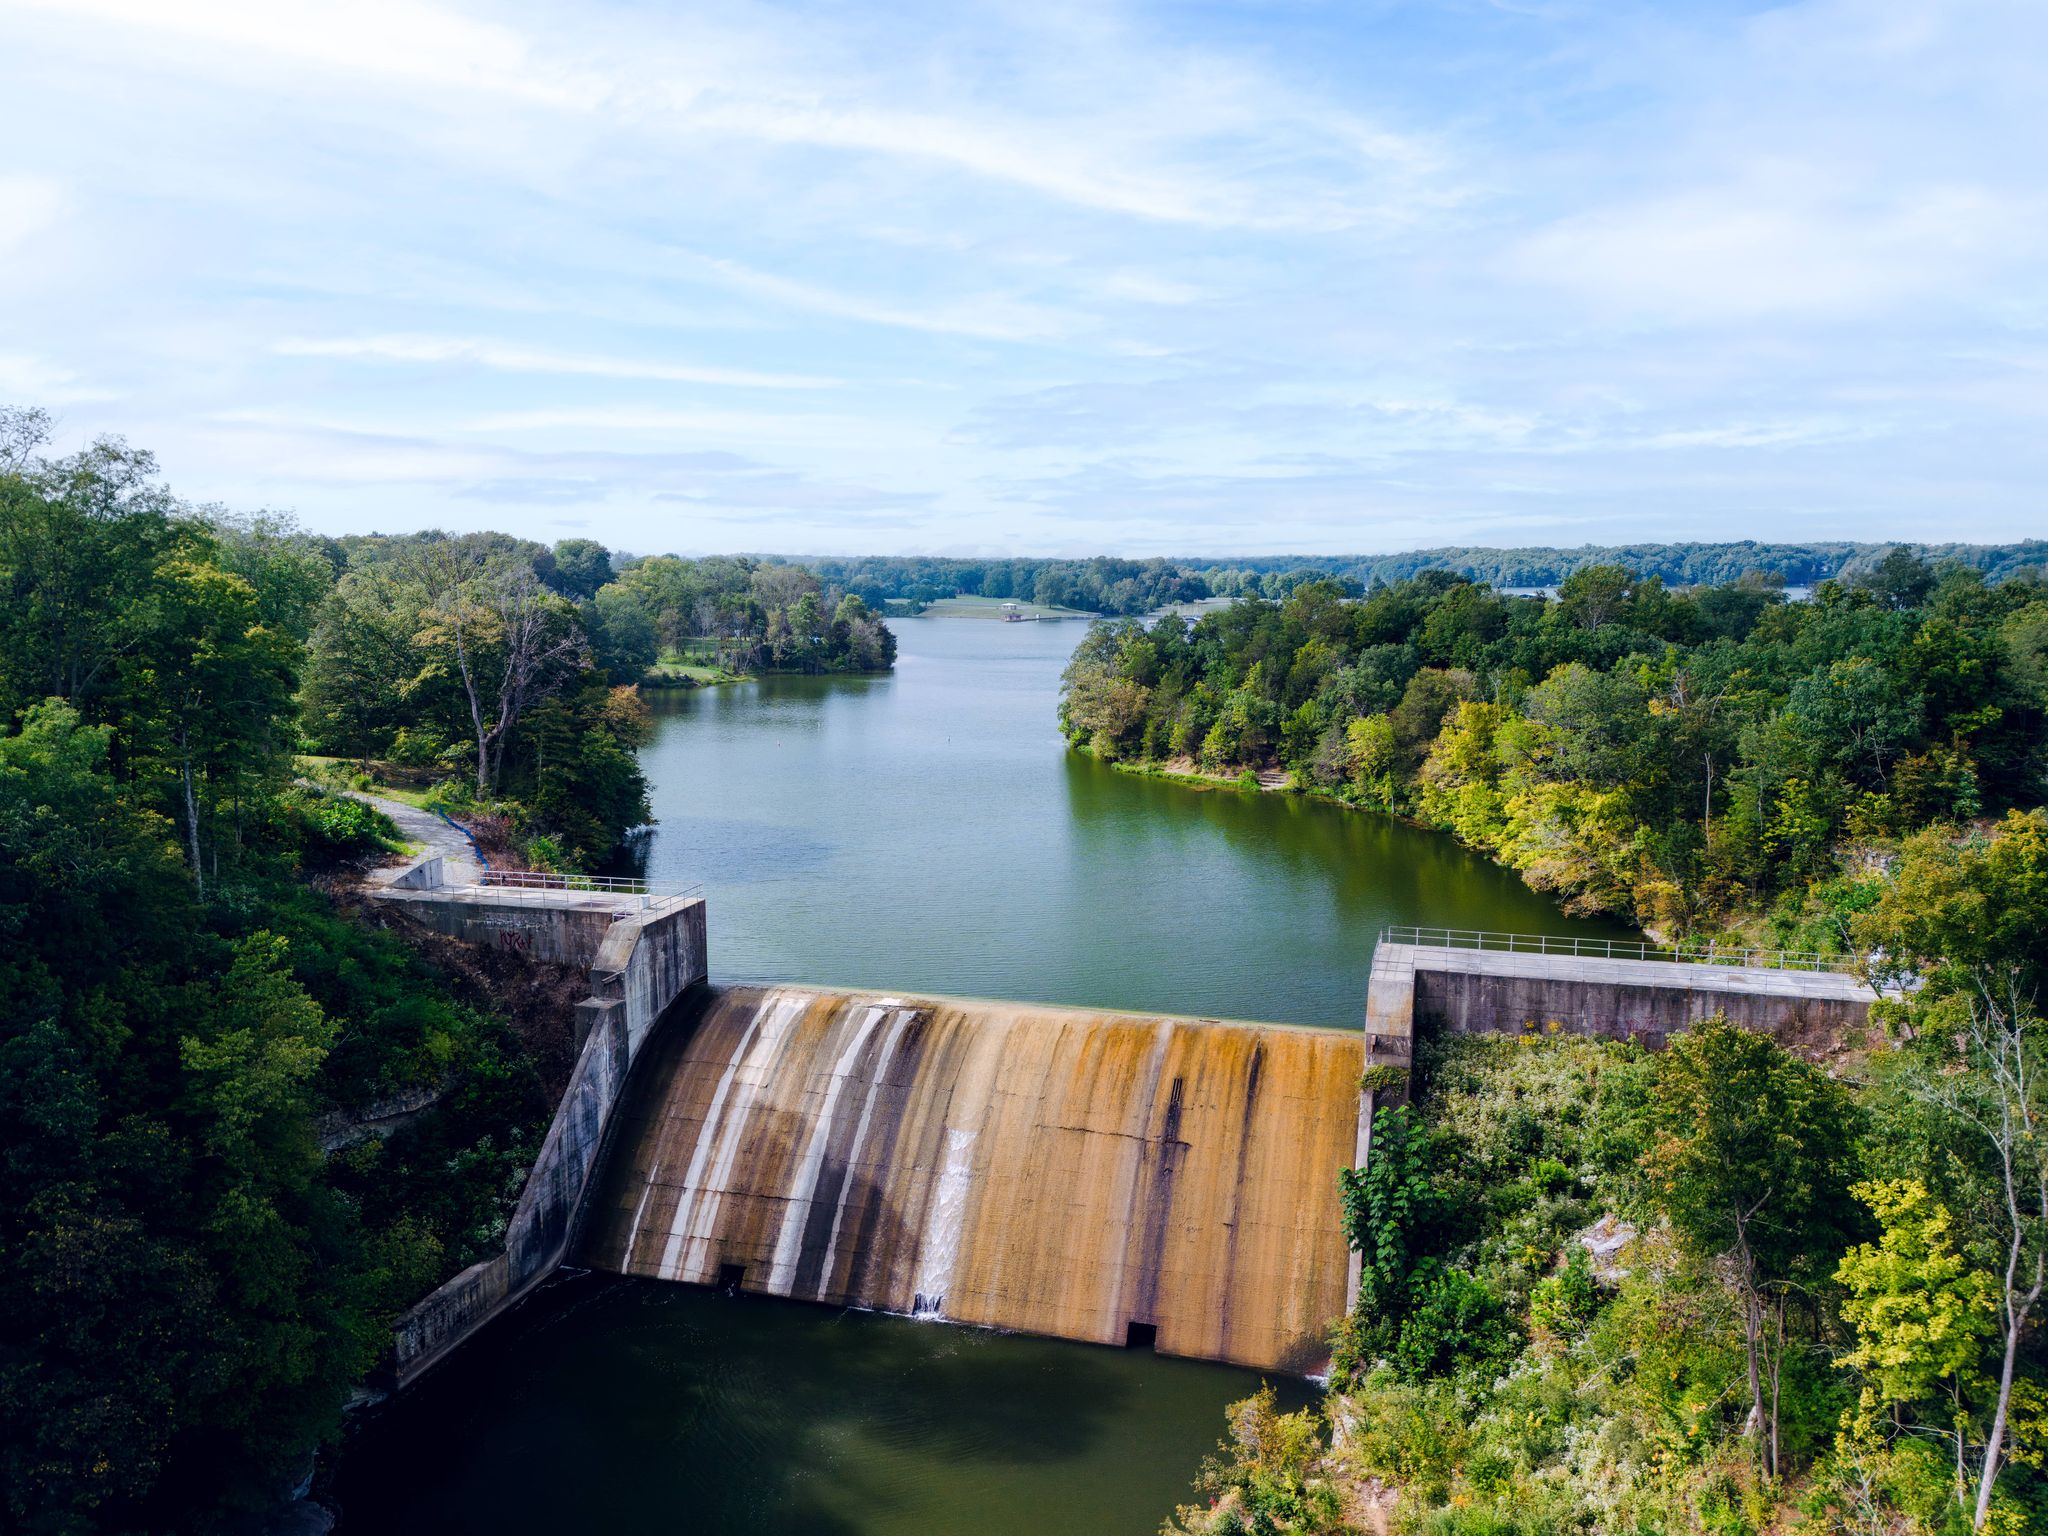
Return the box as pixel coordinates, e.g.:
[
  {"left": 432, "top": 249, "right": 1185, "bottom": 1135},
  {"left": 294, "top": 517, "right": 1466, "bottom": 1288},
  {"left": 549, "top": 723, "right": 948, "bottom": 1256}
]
[{"left": 365, "top": 855, "right": 708, "bottom": 1387}]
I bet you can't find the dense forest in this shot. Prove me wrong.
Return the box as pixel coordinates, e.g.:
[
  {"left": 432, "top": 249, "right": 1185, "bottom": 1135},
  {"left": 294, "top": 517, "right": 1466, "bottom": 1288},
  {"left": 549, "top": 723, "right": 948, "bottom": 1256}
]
[
  {"left": 1062, "top": 557, "right": 2048, "bottom": 943},
  {"left": 1172, "top": 810, "right": 2048, "bottom": 1534},
  {"left": 0, "top": 410, "right": 685, "bottom": 1530},
  {"left": 1120, "top": 557, "right": 2048, "bottom": 1532}
]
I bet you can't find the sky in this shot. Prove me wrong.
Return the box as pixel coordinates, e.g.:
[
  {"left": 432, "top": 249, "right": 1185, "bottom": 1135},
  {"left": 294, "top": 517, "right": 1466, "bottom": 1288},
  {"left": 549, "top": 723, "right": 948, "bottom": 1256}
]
[{"left": 2, "top": 0, "right": 2045, "bottom": 557}]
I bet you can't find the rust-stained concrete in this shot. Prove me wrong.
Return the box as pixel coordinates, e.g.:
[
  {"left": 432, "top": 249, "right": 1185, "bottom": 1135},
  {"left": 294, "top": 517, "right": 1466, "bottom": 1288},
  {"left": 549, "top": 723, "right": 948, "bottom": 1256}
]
[{"left": 584, "top": 986, "right": 1363, "bottom": 1374}]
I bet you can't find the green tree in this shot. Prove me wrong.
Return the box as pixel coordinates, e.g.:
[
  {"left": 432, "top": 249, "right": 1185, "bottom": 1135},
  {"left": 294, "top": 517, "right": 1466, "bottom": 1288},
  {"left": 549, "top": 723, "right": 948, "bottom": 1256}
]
[
  {"left": 1642, "top": 1016, "right": 1860, "bottom": 1478},
  {"left": 300, "top": 571, "right": 414, "bottom": 763},
  {"left": 0, "top": 416, "right": 182, "bottom": 716},
  {"left": 406, "top": 543, "right": 589, "bottom": 794},
  {"left": 135, "top": 549, "right": 301, "bottom": 894},
  {"left": 1836, "top": 1178, "right": 1998, "bottom": 1514},
  {"left": 1345, "top": 713, "right": 1397, "bottom": 805},
  {"left": 547, "top": 538, "right": 613, "bottom": 600},
  {"left": 1556, "top": 563, "right": 1635, "bottom": 633},
  {"left": 588, "top": 585, "right": 659, "bottom": 682}
]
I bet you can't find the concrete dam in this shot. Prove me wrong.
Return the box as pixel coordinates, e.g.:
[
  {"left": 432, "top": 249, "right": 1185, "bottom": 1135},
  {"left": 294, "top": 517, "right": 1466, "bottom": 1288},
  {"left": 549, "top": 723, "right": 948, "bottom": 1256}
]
[
  {"left": 583, "top": 986, "right": 1363, "bottom": 1373},
  {"left": 360, "top": 832, "right": 1882, "bottom": 1384}
]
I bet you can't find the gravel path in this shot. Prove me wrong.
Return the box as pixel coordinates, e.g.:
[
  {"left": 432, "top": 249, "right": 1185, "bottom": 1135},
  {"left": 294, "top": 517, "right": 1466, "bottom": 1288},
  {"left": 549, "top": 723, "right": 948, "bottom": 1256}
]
[{"left": 356, "top": 791, "right": 484, "bottom": 884}]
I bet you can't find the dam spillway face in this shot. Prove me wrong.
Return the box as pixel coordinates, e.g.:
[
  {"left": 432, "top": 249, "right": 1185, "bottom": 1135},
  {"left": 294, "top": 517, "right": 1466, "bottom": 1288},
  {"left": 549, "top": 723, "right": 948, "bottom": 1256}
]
[{"left": 584, "top": 986, "right": 1362, "bottom": 1373}]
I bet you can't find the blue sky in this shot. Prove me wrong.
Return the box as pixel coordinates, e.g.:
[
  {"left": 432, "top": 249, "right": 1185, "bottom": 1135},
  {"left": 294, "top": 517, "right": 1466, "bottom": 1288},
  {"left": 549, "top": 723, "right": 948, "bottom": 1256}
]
[{"left": 2, "top": 0, "right": 2043, "bottom": 556}]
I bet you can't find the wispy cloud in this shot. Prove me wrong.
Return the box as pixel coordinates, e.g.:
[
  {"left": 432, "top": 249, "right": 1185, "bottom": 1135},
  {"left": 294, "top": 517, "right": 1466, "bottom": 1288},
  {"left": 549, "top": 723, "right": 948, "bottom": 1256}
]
[
  {"left": 0, "top": 174, "right": 63, "bottom": 260},
  {"left": 690, "top": 256, "right": 1083, "bottom": 343},
  {"left": 274, "top": 334, "right": 837, "bottom": 389},
  {"left": 5, "top": 0, "right": 2047, "bottom": 551},
  {"left": 6, "top": 0, "right": 595, "bottom": 106},
  {"left": 0, "top": 352, "right": 113, "bottom": 404}
]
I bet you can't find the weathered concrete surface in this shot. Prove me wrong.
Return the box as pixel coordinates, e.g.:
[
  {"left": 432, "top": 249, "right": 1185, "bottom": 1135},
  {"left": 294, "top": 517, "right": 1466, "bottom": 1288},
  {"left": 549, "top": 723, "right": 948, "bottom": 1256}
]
[
  {"left": 370, "top": 859, "right": 707, "bottom": 1387},
  {"left": 585, "top": 986, "right": 1362, "bottom": 1375},
  {"left": 1362, "top": 941, "right": 1877, "bottom": 1101},
  {"left": 366, "top": 879, "right": 627, "bottom": 969}
]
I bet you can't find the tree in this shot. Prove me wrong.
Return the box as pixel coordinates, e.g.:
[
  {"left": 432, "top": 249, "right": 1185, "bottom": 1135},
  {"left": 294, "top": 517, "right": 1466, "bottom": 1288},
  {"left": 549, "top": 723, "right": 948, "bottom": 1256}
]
[
  {"left": 1345, "top": 713, "right": 1397, "bottom": 804},
  {"left": 1859, "top": 822, "right": 2048, "bottom": 1529},
  {"left": 300, "top": 571, "right": 415, "bottom": 764},
  {"left": 1557, "top": 563, "right": 1634, "bottom": 633},
  {"left": 1641, "top": 1016, "right": 1860, "bottom": 1478},
  {"left": 588, "top": 586, "right": 659, "bottom": 682},
  {"left": 1788, "top": 656, "right": 1924, "bottom": 792},
  {"left": 548, "top": 538, "right": 612, "bottom": 600},
  {"left": 142, "top": 552, "right": 299, "bottom": 893},
  {"left": 1859, "top": 547, "right": 1938, "bottom": 612},
  {"left": 0, "top": 425, "right": 183, "bottom": 717},
  {"left": 407, "top": 545, "right": 588, "bottom": 795},
  {"left": 1835, "top": 1179, "right": 1998, "bottom": 1514},
  {"left": 1857, "top": 811, "right": 2048, "bottom": 1003}
]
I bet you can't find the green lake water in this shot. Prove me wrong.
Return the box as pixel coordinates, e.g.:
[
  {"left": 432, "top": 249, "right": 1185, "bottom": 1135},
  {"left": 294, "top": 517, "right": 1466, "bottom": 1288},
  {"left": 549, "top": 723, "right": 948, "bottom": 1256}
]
[
  {"left": 629, "top": 614, "right": 1629, "bottom": 1027},
  {"left": 328, "top": 614, "right": 1630, "bottom": 1534}
]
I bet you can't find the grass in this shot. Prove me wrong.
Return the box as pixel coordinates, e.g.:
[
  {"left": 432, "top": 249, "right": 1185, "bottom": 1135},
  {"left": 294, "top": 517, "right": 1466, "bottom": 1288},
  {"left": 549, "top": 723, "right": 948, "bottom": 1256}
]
[
  {"left": 295, "top": 755, "right": 442, "bottom": 810},
  {"left": 920, "top": 595, "right": 1099, "bottom": 620},
  {"left": 645, "top": 651, "right": 750, "bottom": 687}
]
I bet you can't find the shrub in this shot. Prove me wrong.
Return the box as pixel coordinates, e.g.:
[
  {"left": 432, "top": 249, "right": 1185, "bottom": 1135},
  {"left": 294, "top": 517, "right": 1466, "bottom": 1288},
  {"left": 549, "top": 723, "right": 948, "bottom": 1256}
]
[
  {"left": 1528, "top": 1245, "right": 1601, "bottom": 1339},
  {"left": 1161, "top": 1388, "right": 1348, "bottom": 1536},
  {"left": 287, "top": 787, "right": 398, "bottom": 861},
  {"left": 1394, "top": 1268, "right": 1518, "bottom": 1381},
  {"left": 387, "top": 725, "right": 449, "bottom": 769}
]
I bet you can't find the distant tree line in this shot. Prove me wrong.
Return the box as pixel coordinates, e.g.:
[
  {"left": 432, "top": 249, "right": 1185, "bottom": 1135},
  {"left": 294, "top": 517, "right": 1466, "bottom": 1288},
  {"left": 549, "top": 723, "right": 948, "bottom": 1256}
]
[
  {"left": 1195, "top": 538, "right": 2048, "bottom": 594},
  {"left": 792, "top": 554, "right": 1209, "bottom": 616},
  {"left": 784, "top": 541, "right": 2046, "bottom": 616},
  {"left": 599, "top": 553, "right": 895, "bottom": 675},
  {"left": 1061, "top": 553, "right": 2048, "bottom": 940}
]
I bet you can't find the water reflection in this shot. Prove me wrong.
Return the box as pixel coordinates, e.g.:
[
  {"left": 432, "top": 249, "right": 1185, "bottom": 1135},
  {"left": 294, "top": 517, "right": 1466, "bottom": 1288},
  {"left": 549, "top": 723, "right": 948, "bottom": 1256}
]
[{"left": 330, "top": 1276, "right": 1308, "bottom": 1536}]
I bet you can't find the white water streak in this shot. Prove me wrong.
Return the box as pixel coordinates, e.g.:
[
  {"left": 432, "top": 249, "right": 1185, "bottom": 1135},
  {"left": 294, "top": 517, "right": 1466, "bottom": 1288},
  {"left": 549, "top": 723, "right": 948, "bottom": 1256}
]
[
  {"left": 911, "top": 1127, "right": 979, "bottom": 1318},
  {"left": 656, "top": 991, "right": 806, "bottom": 1280},
  {"left": 812, "top": 1008, "right": 913, "bottom": 1300},
  {"left": 763, "top": 1004, "right": 890, "bottom": 1294}
]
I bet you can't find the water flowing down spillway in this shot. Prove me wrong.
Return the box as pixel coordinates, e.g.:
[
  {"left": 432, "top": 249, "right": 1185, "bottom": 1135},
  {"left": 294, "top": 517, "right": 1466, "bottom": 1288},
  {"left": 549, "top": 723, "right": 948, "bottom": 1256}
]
[{"left": 584, "top": 985, "right": 1362, "bottom": 1373}]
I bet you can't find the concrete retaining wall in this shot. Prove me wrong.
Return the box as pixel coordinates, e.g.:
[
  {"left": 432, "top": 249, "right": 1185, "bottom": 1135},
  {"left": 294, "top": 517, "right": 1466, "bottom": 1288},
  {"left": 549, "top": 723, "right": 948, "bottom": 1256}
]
[
  {"left": 377, "top": 879, "right": 707, "bottom": 1387},
  {"left": 1412, "top": 965, "right": 1872, "bottom": 1049},
  {"left": 374, "top": 888, "right": 624, "bottom": 970}
]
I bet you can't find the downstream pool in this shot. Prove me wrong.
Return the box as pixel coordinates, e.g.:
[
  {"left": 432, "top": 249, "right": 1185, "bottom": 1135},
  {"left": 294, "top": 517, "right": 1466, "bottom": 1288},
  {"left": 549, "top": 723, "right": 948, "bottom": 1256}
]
[{"left": 328, "top": 613, "right": 1629, "bottom": 1533}]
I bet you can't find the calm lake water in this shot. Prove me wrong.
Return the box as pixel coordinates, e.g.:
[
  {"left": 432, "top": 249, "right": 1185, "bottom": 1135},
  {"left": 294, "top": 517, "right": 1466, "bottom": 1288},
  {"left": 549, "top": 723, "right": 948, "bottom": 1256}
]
[
  {"left": 329, "top": 614, "right": 1628, "bottom": 1535},
  {"left": 631, "top": 614, "right": 1628, "bottom": 1027}
]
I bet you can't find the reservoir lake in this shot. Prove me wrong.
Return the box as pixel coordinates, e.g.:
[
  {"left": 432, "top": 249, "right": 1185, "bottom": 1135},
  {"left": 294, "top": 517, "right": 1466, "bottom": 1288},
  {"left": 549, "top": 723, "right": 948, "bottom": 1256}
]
[{"left": 329, "top": 613, "right": 1631, "bottom": 1535}]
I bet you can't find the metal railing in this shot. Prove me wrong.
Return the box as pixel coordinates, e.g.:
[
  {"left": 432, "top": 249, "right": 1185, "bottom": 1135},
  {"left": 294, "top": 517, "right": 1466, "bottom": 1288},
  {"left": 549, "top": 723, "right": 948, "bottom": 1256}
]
[
  {"left": 435, "top": 806, "right": 491, "bottom": 869},
  {"left": 479, "top": 868, "right": 703, "bottom": 910},
  {"left": 1376, "top": 925, "right": 1864, "bottom": 976}
]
